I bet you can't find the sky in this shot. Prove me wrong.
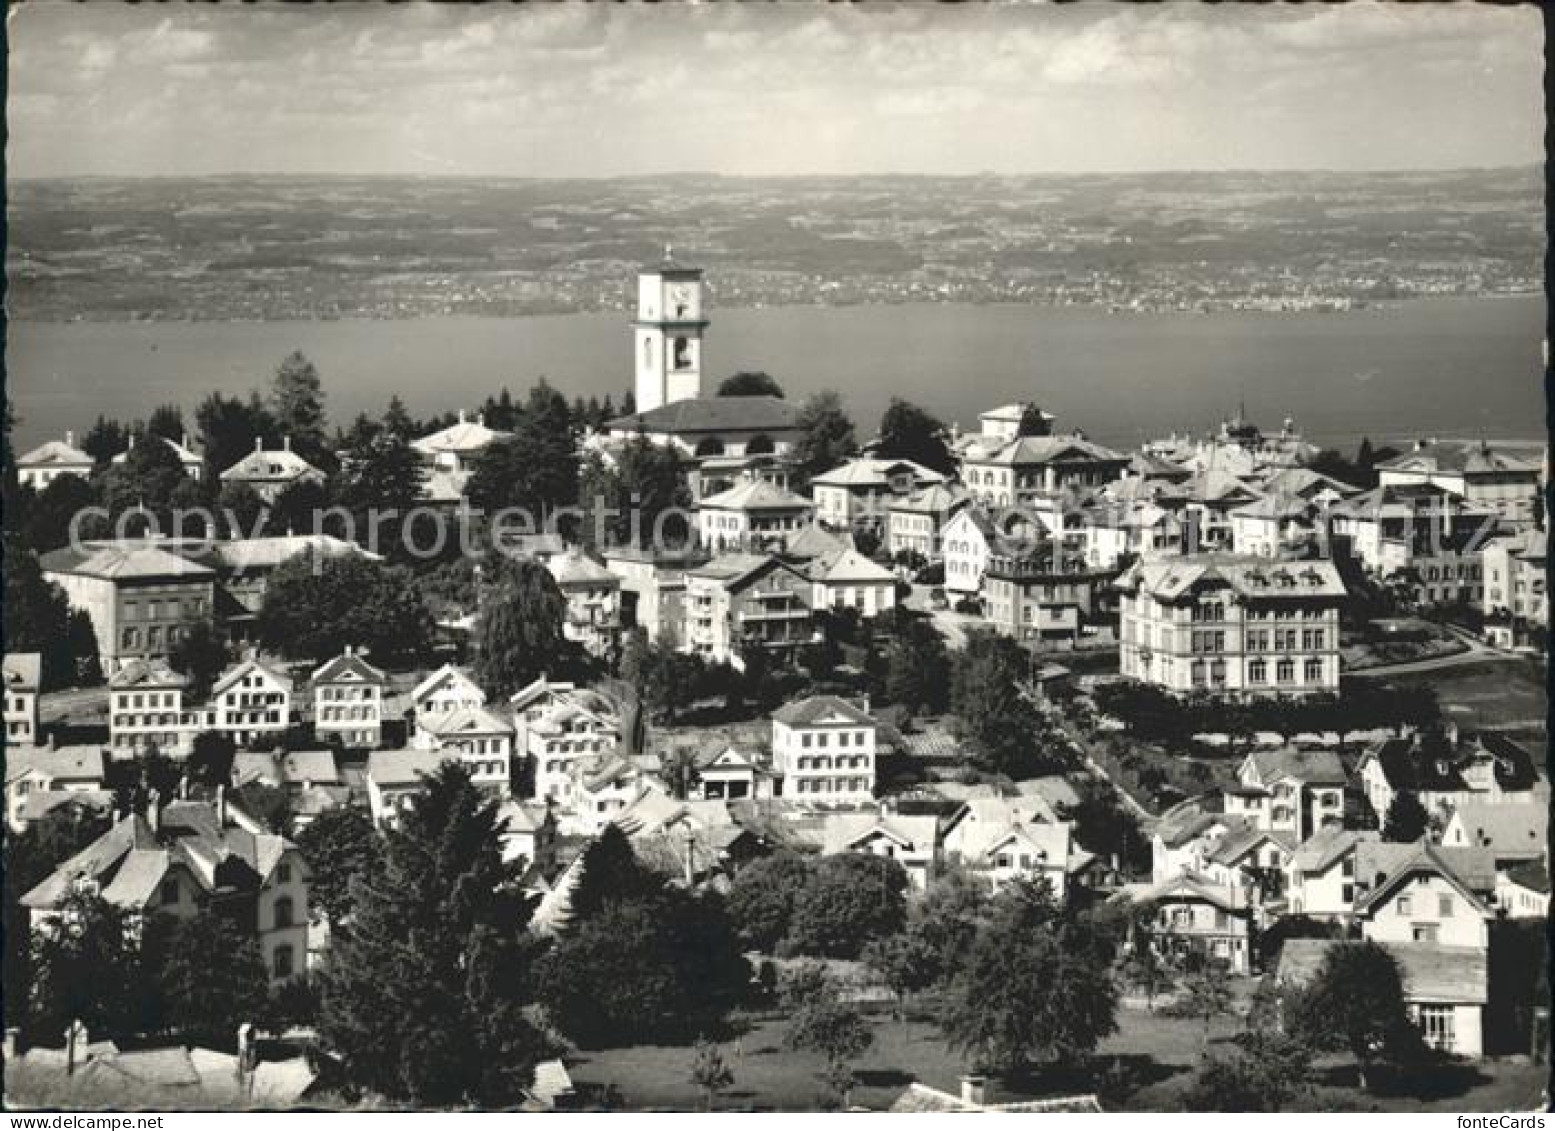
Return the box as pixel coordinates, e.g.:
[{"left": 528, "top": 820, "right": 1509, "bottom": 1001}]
[{"left": 6, "top": 2, "right": 1544, "bottom": 178}]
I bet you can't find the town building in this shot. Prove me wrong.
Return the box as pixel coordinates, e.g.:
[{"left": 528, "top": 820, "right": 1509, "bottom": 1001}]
[
  {"left": 180, "top": 534, "right": 377, "bottom": 645},
  {"left": 683, "top": 553, "right": 814, "bottom": 667},
  {"left": 1481, "top": 528, "right": 1547, "bottom": 648},
  {"left": 696, "top": 478, "right": 816, "bottom": 552},
  {"left": 1198, "top": 825, "right": 1296, "bottom": 912},
  {"left": 1283, "top": 827, "right": 1370, "bottom": 921},
  {"left": 409, "top": 664, "right": 486, "bottom": 726},
  {"left": 1123, "top": 872, "right": 1254, "bottom": 975},
  {"left": 309, "top": 647, "right": 388, "bottom": 750},
  {"left": 818, "top": 812, "right": 941, "bottom": 890},
  {"left": 981, "top": 542, "right": 1112, "bottom": 644},
  {"left": 5, "top": 745, "right": 107, "bottom": 833},
  {"left": 1228, "top": 747, "right": 1348, "bottom": 843},
  {"left": 411, "top": 410, "right": 512, "bottom": 501},
  {"left": 108, "top": 659, "right": 196, "bottom": 755},
  {"left": 886, "top": 483, "right": 972, "bottom": 560},
  {"left": 602, "top": 545, "right": 710, "bottom": 646},
  {"left": 1356, "top": 732, "right": 1543, "bottom": 826},
  {"left": 512, "top": 682, "right": 620, "bottom": 807},
  {"left": 811, "top": 458, "right": 947, "bottom": 533},
  {"left": 688, "top": 746, "right": 771, "bottom": 802},
  {"left": 1228, "top": 491, "right": 1323, "bottom": 558},
  {"left": 218, "top": 437, "right": 326, "bottom": 503},
  {"left": 16, "top": 431, "right": 93, "bottom": 491},
  {"left": 807, "top": 546, "right": 898, "bottom": 618},
  {"left": 941, "top": 798, "right": 1089, "bottom": 899},
  {"left": 413, "top": 706, "right": 513, "bottom": 795},
  {"left": 4, "top": 652, "right": 41, "bottom": 747},
  {"left": 1495, "top": 861, "right": 1549, "bottom": 919},
  {"left": 365, "top": 748, "right": 450, "bottom": 826},
  {"left": 210, "top": 658, "right": 292, "bottom": 748},
  {"left": 21, "top": 796, "right": 309, "bottom": 985},
  {"left": 958, "top": 434, "right": 1130, "bottom": 509},
  {"left": 40, "top": 542, "right": 217, "bottom": 674},
  {"left": 1440, "top": 802, "right": 1547, "bottom": 871},
  {"left": 1376, "top": 439, "right": 1543, "bottom": 526},
  {"left": 1116, "top": 555, "right": 1345, "bottom": 697},
  {"left": 940, "top": 507, "right": 998, "bottom": 598},
  {"left": 546, "top": 549, "right": 623, "bottom": 659},
  {"left": 1165, "top": 469, "right": 1265, "bottom": 552},
  {"left": 771, "top": 695, "right": 877, "bottom": 804},
  {"left": 1149, "top": 797, "right": 1246, "bottom": 883},
  {"left": 1329, "top": 483, "right": 1494, "bottom": 608},
  {"left": 232, "top": 749, "right": 346, "bottom": 830}
]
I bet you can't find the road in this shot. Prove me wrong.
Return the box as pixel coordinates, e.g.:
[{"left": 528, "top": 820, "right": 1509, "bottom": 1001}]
[{"left": 1348, "top": 625, "right": 1509, "bottom": 678}]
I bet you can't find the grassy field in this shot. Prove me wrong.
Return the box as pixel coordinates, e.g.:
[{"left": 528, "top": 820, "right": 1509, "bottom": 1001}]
[
  {"left": 1382, "top": 658, "right": 1547, "bottom": 765},
  {"left": 565, "top": 996, "right": 1546, "bottom": 1112}
]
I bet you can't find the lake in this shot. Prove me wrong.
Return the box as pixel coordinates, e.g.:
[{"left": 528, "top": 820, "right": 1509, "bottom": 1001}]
[{"left": 5, "top": 295, "right": 1545, "bottom": 453}]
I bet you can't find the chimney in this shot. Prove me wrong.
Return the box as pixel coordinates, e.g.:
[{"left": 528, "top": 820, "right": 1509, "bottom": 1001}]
[
  {"left": 147, "top": 788, "right": 162, "bottom": 833},
  {"left": 65, "top": 1020, "right": 89, "bottom": 1076},
  {"left": 65, "top": 429, "right": 75, "bottom": 448},
  {"left": 126, "top": 434, "right": 135, "bottom": 451},
  {"left": 478, "top": 412, "right": 486, "bottom": 428},
  {"left": 283, "top": 435, "right": 292, "bottom": 452},
  {"left": 216, "top": 783, "right": 227, "bottom": 828},
  {"left": 458, "top": 408, "right": 467, "bottom": 424},
  {"left": 959, "top": 1075, "right": 988, "bottom": 1108},
  {"left": 255, "top": 436, "right": 264, "bottom": 453},
  {"left": 46, "top": 731, "right": 56, "bottom": 752}
]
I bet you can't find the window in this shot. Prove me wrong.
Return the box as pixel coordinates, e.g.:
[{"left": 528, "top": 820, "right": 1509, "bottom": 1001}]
[
  {"left": 1304, "top": 658, "right": 1323, "bottom": 683},
  {"left": 278, "top": 861, "right": 292, "bottom": 884},
  {"left": 273, "top": 896, "right": 295, "bottom": 929},
  {"left": 1276, "top": 659, "right": 1294, "bottom": 684},
  {"left": 1413, "top": 924, "right": 1439, "bottom": 943},
  {"left": 161, "top": 878, "right": 179, "bottom": 905},
  {"left": 1414, "top": 1004, "right": 1455, "bottom": 1051},
  {"left": 1397, "top": 896, "right": 1413, "bottom": 916},
  {"left": 274, "top": 945, "right": 295, "bottom": 979},
  {"left": 1249, "top": 659, "right": 1267, "bottom": 684},
  {"left": 1437, "top": 894, "right": 1453, "bottom": 918}
]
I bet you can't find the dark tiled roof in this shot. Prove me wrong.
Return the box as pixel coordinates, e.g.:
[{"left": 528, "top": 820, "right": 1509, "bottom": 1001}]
[
  {"left": 771, "top": 694, "right": 875, "bottom": 728},
  {"left": 606, "top": 395, "right": 798, "bottom": 435}
]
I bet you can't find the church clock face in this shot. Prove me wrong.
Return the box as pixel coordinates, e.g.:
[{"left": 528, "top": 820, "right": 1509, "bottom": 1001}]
[{"left": 669, "top": 283, "right": 692, "bottom": 315}]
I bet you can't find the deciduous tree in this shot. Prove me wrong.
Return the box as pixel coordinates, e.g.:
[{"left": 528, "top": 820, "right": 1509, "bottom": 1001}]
[
  {"left": 725, "top": 851, "right": 815, "bottom": 951},
  {"left": 717, "top": 371, "right": 785, "bottom": 398},
  {"left": 258, "top": 551, "right": 434, "bottom": 666},
  {"left": 295, "top": 805, "right": 382, "bottom": 927},
  {"left": 786, "top": 853, "right": 907, "bottom": 959},
  {"left": 793, "top": 391, "right": 858, "bottom": 488},
  {"left": 1284, "top": 939, "right": 1420, "bottom": 1090},
  {"left": 471, "top": 554, "right": 577, "bottom": 698},
  {"left": 876, "top": 398, "right": 953, "bottom": 476}
]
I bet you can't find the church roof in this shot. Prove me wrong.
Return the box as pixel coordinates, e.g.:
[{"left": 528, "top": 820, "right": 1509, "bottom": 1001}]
[{"left": 606, "top": 395, "right": 798, "bottom": 435}]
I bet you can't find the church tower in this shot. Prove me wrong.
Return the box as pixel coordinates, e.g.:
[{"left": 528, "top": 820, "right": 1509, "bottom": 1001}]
[{"left": 633, "top": 250, "right": 708, "bottom": 413}]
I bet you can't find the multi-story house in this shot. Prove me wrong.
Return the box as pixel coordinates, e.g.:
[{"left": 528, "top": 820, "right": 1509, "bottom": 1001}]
[
  {"left": 409, "top": 664, "right": 486, "bottom": 725},
  {"left": 1165, "top": 469, "right": 1264, "bottom": 552},
  {"left": 1356, "top": 731, "right": 1543, "bottom": 826},
  {"left": 1440, "top": 802, "right": 1547, "bottom": 872},
  {"left": 109, "top": 659, "right": 198, "bottom": 755},
  {"left": 941, "top": 799, "right": 1087, "bottom": 899},
  {"left": 1078, "top": 500, "right": 1183, "bottom": 570},
  {"left": 15, "top": 431, "right": 94, "bottom": 491},
  {"left": 1494, "top": 862, "right": 1549, "bottom": 919},
  {"left": 41, "top": 541, "right": 217, "bottom": 675},
  {"left": 818, "top": 812, "right": 941, "bottom": 890},
  {"left": 603, "top": 545, "right": 710, "bottom": 646},
  {"left": 232, "top": 749, "right": 346, "bottom": 831},
  {"left": 1116, "top": 555, "right": 1344, "bottom": 697},
  {"left": 546, "top": 549, "right": 623, "bottom": 659},
  {"left": 1284, "top": 827, "right": 1371, "bottom": 921},
  {"left": 1376, "top": 439, "right": 1543, "bottom": 526},
  {"left": 1481, "top": 528, "right": 1547, "bottom": 648},
  {"left": 4, "top": 652, "right": 41, "bottom": 747},
  {"left": 771, "top": 695, "right": 877, "bottom": 804},
  {"left": 683, "top": 553, "right": 814, "bottom": 667},
  {"left": 309, "top": 647, "right": 388, "bottom": 750},
  {"left": 411, "top": 410, "right": 512, "bottom": 501},
  {"left": 183, "top": 534, "right": 379, "bottom": 647},
  {"left": 211, "top": 659, "right": 293, "bottom": 749},
  {"left": 365, "top": 748, "right": 451, "bottom": 826},
  {"left": 1329, "top": 483, "right": 1494, "bottom": 608},
  {"left": 1150, "top": 797, "right": 1246, "bottom": 883},
  {"left": 21, "top": 796, "right": 310, "bottom": 984},
  {"left": 808, "top": 547, "right": 898, "bottom": 618},
  {"left": 981, "top": 545, "right": 1112, "bottom": 644},
  {"left": 1228, "top": 747, "right": 1347, "bottom": 842},
  {"left": 885, "top": 484, "right": 971, "bottom": 560},
  {"left": 940, "top": 507, "right": 998, "bottom": 598},
  {"left": 697, "top": 478, "right": 816, "bottom": 552},
  {"left": 811, "top": 458, "right": 947, "bottom": 532},
  {"left": 5, "top": 746, "right": 107, "bottom": 833},
  {"left": 958, "top": 434, "right": 1130, "bottom": 509},
  {"left": 1200, "top": 825, "right": 1296, "bottom": 912},
  {"left": 1228, "top": 491, "right": 1322, "bottom": 558},
  {"left": 1126, "top": 872, "right": 1254, "bottom": 974},
  {"left": 413, "top": 706, "right": 513, "bottom": 795},
  {"left": 219, "top": 437, "right": 327, "bottom": 503},
  {"left": 511, "top": 682, "right": 620, "bottom": 807}
]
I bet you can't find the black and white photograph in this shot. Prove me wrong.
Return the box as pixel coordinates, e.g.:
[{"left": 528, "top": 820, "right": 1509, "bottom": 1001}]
[{"left": 1, "top": 0, "right": 1547, "bottom": 1114}]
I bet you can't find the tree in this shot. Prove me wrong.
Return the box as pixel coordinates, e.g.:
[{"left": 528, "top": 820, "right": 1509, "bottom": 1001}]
[
  {"left": 862, "top": 931, "right": 940, "bottom": 1018},
  {"left": 577, "top": 437, "right": 691, "bottom": 550},
  {"left": 536, "top": 829, "right": 750, "bottom": 1047},
  {"left": 717, "top": 371, "right": 784, "bottom": 398},
  {"left": 880, "top": 612, "right": 951, "bottom": 718},
  {"left": 951, "top": 630, "right": 1063, "bottom": 778},
  {"left": 169, "top": 622, "right": 232, "bottom": 702},
  {"left": 1285, "top": 939, "right": 1420, "bottom": 1090},
  {"left": 4, "top": 544, "right": 78, "bottom": 690},
  {"left": 271, "top": 351, "right": 329, "bottom": 466},
  {"left": 1060, "top": 781, "right": 1148, "bottom": 876},
  {"left": 197, "top": 391, "right": 277, "bottom": 480},
  {"left": 336, "top": 430, "right": 427, "bottom": 556},
  {"left": 23, "top": 473, "right": 102, "bottom": 552},
  {"left": 793, "top": 391, "right": 858, "bottom": 488},
  {"left": 786, "top": 853, "right": 908, "bottom": 959},
  {"left": 99, "top": 432, "right": 190, "bottom": 527},
  {"left": 382, "top": 395, "right": 415, "bottom": 441},
  {"left": 1173, "top": 959, "right": 1235, "bottom": 1050},
  {"left": 1381, "top": 792, "right": 1430, "bottom": 843},
  {"left": 1181, "top": 1027, "right": 1313, "bottom": 1112},
  {"left": 148, "top": 913, "right": 270, "bottom": 1049},
  {"left": 471, "top": 555, "right": 576, "bottom": 698},
  {"left": 295, "top": 805, "right": 381, "bottom": 927},
  {"left": 187, "top": 731, "right": 238, "bottom": 789},
  {"left": 876, "top": 398, "right": 953, "bottom": 476},
  {"left": 689, "top": 1039, "right": 735, "bottom": 1111},
  {"left": 146, "top": 404, "right": 186, "bottom": 442},
  {"left": 1121, "top": 944, "right": 1174, "bottom": 1012},
  {"left": 81, "top": 415, "right": 129, "bottom": 467},
  {"left": 28, "top": 890, "right": 147, "bottom": 1044},
  {"left": 465, "top": 381, "right": 579, "bottom": 517},
  {"left": 1016, "top": 403, "right": 1052, "bottom": 437},
  {"left": 783, "top": 971, "right": 874, "bottom": 1109},
  {"left": 940, "top": 877, "right": 1119, "bottom": 1075},
  {"left": 319, "top": 763, "right": 553, "bottom": 1106},
  {"left": 725, "top": 851, "right": 815, "bottom": 951},
  {"left": 257, "top": 551, "right": 435, "bottom": 666}
]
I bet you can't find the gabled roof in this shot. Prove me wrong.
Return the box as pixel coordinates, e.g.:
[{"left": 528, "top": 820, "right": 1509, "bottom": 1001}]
[
  {"left": 546, "top": 549, "right": 621, "bottom": 587},
  {"left": 1177, "top": 468, "right": 1263, "bottom": 505},
  {"left": 820, "top": 813, "right": 939, "bottom": 856},
  {"left": 1229, "top": 490, "right": 1316, "bottom": 522},
  {"left": 1259, "top": 466, "right": 1361, "bottom": 499},
  {"left": 962, "top": 434, "right": 1128, "bottom": 469},
  {"left": 887, "top": 482, "right": 970, "bottom": 516},
  {"left": 1289, "top": 826, "right": 1370, "bottom": 874},
  {"left": 5, "top": 745, "right": 107, "bottom": 786},
  {"left": 1153, "top": 794, "right": 1241, "bottom": 850},
  {"left": 3, "top": 652, "right": 42, "bottom": 691},
  {"left": 1244, "top": 746, "right": 1348, "bottom": 788},
  {"left": 219, "top": 446, "right": 323, "bottom": 483},
  {"left": 1206, "top": 826, "right": 1296, "bottom": 867},
  {"left": 810, "top": 458, "right": 946, "bottom": 489},
  {"left": 195, "top": 534, "right": 375, "bottom": 572},
  {"left": 606, "top": 395, "right": 799, "bottom": 435},
  {"left": 410, "top": 663, "right": 485, "bottom": 706},
  {"left": 112, "top": 435, "right": 203, "bottom": 468},
  {"left": 309, "top": 651, "right": 388, "bottom": 687},
  {"left": 366, "top": 747, "right": 451, "bottom": 788},
  {"left": 1354, "top": 840, "right": 1495, "bottom": 918},
  {"left": 1444, "top": 802, "right": 1547, "bottom": 858},
  {"left": 1377, "top": 440, "right": 1540, "bottom": 478},
  {"left": 688, "top": 552, "right": 807, "bottom": 591},
  {"left": 419, "top": 705, "right": 513, "bottom": 737},
  {"left": 771, "top": 694, "right": 875, "bottom": 728},
  {"left": 39, "top": 543, "right": 215, "bottom": 583},
  {"left": 1503, "top": 859, "right": 1550, "bottom": 895},
  {"left": 944, "top": 795, "right": 1059, "bottom": 837},
  {"left": 699, "top": 478, "right": 814, "bottom": 512},
  {"left": 412, "top": 414, "right": 512, "bottom": 455},
  {"left": 940, "top": 505, "right": 998, "bottom": 541},
  {"left": 1126, "top": 871, "right": 1246, "bottom": 914},
  {"left": 17, "top": 437, "right": 94, "bottom": 469},
  {"left": 958, "top": 816, "right": 1074, "bottom": 869},
  {"left": 509, "top": 675, "right": 579, "bottom": 712},
  {"left": 1278, "top": 938, "right": 1487, "bottom": 1005},
  {"left": 783, "top": 523, "right": 853, "bottom": 561},
  {"left": 109, "top": 658, "right": 191, "bottom": 691},
  {"left": 210, "top": 658, "right": 292, "bottom": 699},
  {"left": 233, "top": 749, "right": 342, "bottom": 788},
  {"left": 811, "top": 547, "right": 896, "bottom": 585}
]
